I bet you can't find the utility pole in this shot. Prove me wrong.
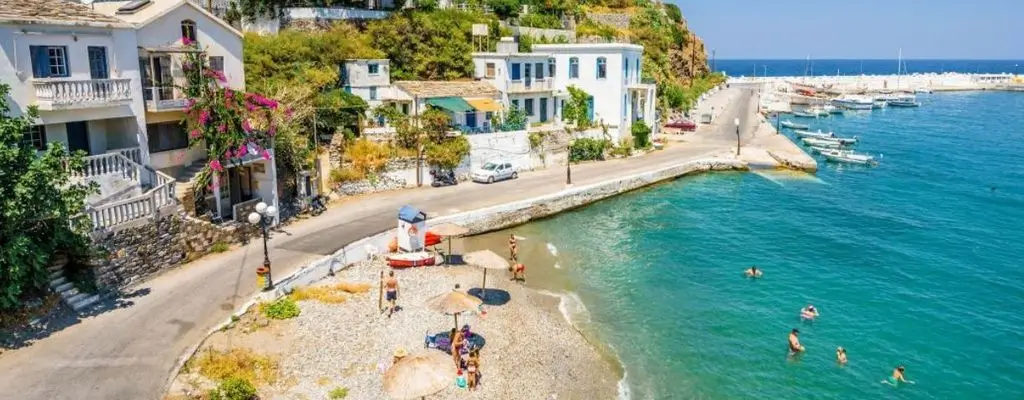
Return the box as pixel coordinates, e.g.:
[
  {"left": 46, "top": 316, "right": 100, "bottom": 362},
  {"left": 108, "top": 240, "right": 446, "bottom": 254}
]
[{"left": 711, "top": 49, "right": 716, "bottom": 73}]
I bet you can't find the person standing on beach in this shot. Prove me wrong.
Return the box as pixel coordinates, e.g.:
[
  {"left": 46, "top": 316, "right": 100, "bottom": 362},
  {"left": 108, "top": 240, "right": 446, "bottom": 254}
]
[
  {"left": 467, "top": 349, "right": 481, "bottom": 390},
  {"left": 788, "top": 329, "right": 805, "bottom": 354},
  {"left": 508, "top": 233, "right": 518, "bottom": 261},
  {"left": 384, "top": 271, "right": 399, "bottom": 317},
  {"left": 451, "top": 328, "right": 466, "bottom": 368}
]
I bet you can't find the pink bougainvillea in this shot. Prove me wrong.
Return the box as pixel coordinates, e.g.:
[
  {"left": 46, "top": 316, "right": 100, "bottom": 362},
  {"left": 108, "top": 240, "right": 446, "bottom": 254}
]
[{"left": 209, "top": 159, "right": 223, "bottom": 172}]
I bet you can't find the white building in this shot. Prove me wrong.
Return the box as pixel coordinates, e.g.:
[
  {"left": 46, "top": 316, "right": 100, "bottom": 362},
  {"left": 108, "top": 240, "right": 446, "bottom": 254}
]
[
  {"left": 341, "top": 59, "right": 413, "bottom": 126},
  {"left": 1, "top": 0, "right": 277, "bottom": 228},
  {"left": 392, "top": 80, "right": 502, "bottom": 133},
  {"left": 473, "top": 38, "right": 657, "bottom": 143}
]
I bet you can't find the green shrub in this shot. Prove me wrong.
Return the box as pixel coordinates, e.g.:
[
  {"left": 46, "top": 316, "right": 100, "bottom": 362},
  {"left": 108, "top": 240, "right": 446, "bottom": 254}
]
[
  {"left": 609, "top": 138, "right": 633, "bottom": 158},
  {"left": 631, "top": 121, "right": 652, "bottom": 149},
  {"left": 210, "top": 242, "right": 230, "bottom": 253},
  {"left": 425, "top": 136, "right": 470, "bottom": 170},
  {"left": 664, "top": 3, "right": 683, "bottom": 24},
  {"left": 328, "top": 387, "right": 349, "bottom": 399},
  {"left": 576, "top": 19, "right": 620, "bottom": 41},
  {"left": 518, "top": 13, "right": 563, "bottom": 29},
  {"left": 208, "top": 377, "right": 257, "bottom": 400},
  {"left": 261, "top": 297, "right": 300, "bottom": 320},
  {"left": 569, "top": 138, "right": 608, "bottom": 162}
]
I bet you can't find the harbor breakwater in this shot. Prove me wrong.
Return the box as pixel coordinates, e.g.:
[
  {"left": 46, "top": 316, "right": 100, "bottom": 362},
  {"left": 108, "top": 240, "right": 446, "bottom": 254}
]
[{"left": 733, "top": 72, "right": 1023, "bottom": 92}]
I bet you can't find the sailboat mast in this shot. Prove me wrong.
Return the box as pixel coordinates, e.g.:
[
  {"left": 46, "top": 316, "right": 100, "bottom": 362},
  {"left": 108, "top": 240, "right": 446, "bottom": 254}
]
[{"left": 896, "top": 48, "right": 902, "bottom": 91}]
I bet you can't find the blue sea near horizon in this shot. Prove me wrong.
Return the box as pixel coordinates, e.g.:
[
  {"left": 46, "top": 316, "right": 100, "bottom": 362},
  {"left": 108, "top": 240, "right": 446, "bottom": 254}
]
[
  {"left": 464, "top": 91, "right": 1024, "bottom": 399},
  {"left": 714, "top": 59, "right": 1024, "bottom": 77}
]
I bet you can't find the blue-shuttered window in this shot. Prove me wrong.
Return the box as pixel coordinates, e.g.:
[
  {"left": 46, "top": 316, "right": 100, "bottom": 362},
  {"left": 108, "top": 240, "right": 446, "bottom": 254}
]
[
  {"left": 88, "top": 46, "right": 109, "bottom": 79},
  {"left": 596, "top": 57, "right": 607, "bottom": 79},
  {"left": 569, "top": 57, "right": 579, "bottom": 79},
  {"left": 30, "top": 45, "right": 69, "bottom": 78},
  {"left": 511, "top": 63, "right": 522, "bottom": 80}
]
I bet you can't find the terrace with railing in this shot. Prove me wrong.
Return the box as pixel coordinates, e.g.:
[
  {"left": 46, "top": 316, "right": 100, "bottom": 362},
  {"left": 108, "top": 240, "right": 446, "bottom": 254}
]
[
  {"left": 32, "top": 78, "right": 132, "bottom": 110},
  {"left": 76, "top": 147, "right": 179, "bottom": 231}
]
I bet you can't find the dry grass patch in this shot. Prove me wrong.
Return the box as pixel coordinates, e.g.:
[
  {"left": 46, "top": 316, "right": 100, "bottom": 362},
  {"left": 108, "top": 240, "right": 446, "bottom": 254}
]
[
  {"left": 290, "top": 282, "right": 372, "bottom": 304},
  {"left": 185, "top": 347, "right": 279, "bottom": 386},
  {"left": 316, "top": 376, "right": 331, "bottom": 386}
]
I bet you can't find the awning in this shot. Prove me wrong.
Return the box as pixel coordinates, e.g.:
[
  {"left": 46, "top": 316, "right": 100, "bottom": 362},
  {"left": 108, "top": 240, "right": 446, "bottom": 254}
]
[
  {"left": 425, "top": 97, "right": 474, "bottom": 113},
  {"left": 464, "top": 98, "right": 501, "bottom": 112}
]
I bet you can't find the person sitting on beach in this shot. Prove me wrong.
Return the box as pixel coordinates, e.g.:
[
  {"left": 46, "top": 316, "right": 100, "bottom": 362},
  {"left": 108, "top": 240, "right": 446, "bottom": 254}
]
[
  {"left": 467, "top": 349, "right": 481, "bottom": 390},
  {"left": 451, "top": 328, "right": 466, "bottom": 368},
  {"left": 384, "top": 271, "right": 399, "bottom": 317},
  {"left": 836, "top": 347, "right": 847, "bottom": 365},
  {"left": 801, "top": 304, "right": 819, "bottom": 320},
  {"left": 509, "top": 233, "right": 518, "bottom": 261},
  {"left": 883, "top": 366, "right": 913, "bottom": 386},
  {"left": 745, "top": 266, "right": 763, "bottom": 278},
  {"left": 788, "top": 329, "right": 805, "bottom": 354},
  {"left": 512, "top": 262, "right": 526, "bottom": 281}
]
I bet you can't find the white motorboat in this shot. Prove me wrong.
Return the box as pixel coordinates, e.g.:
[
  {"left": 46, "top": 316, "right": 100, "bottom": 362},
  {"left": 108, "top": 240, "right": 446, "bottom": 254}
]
[
  {"left": 793, "top": 129, "right": 835, "bottom": 139},
  {"left": 780, "top": 120, "right": 810, "bottom": 129},
  {"left": 817, "top": 136, "right": 858, "bottom": 145},
  {"left": 832, "top": 95, "right": 874, "bottom": 110},
  {"left": 802, "top": 138, "right": 846, "bottom": 148},
  {"left": 914, "top": 87, "right": 933, "bottom": 94},
  {"left": 887, "top": 94, "right": 921, "bottom": 107},
  {"left": 822, "top": 150, "right": 878, "bottom": 165},
  {"left": 872, "top": 100, "right": 887, "bottom": 109},
  {"left": 792, "top": 110, "right": 818, "bottom": 118},
  {"left": 810, "top": 106, "right": 831, "bottom": 117},
  {"left": 807, "top": 146, "right": 833, "bottom": 154}
]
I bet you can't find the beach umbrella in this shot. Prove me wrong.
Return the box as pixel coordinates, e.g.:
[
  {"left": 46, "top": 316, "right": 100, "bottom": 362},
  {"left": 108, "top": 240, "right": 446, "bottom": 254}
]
[
  {"left": 463, "top": 249, "right": 509, "bottom": 299},
  {"left": 383, "top": 350, "right": 456, "bottom": 400},
  {"left": 429, "top": 223, "right": 469, "bottom": 265},
  {"left": 425, "top": 286, "right": 483, "bottom": 330}
]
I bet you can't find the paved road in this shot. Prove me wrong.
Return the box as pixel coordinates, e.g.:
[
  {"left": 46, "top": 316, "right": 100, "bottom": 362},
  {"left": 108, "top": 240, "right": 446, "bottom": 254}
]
[{"left": 0, "top": 89, "right": 755, "bottom": 400}]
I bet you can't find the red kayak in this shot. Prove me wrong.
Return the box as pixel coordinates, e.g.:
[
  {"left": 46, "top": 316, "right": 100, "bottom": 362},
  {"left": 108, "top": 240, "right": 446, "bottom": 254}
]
[{"left": 387, "top": 252, "right": 438, "bottom": 268}]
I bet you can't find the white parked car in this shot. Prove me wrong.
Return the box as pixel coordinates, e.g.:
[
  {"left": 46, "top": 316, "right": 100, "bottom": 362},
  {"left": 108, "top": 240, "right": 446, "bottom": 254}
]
[{"left": 471, "top": 161, "right": 517, "bottom": 183}]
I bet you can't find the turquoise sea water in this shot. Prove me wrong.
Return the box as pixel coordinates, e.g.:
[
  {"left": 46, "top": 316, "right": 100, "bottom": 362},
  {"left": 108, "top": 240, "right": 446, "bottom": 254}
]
[{"left": 466, "top": 92, "right": 1024, "bottom": 399}]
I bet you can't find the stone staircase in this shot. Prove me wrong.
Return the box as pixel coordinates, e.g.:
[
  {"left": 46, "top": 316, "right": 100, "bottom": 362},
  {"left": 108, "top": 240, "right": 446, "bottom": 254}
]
[
  {"left": 174, "top": 161, "right": 206, "bottom": 215},
  {"left": 47, "top": 254, "right": 101, "bottom": 312}
]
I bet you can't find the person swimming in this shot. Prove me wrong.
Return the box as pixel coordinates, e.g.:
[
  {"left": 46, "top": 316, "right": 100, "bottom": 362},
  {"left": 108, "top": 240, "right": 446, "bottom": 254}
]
[
  {"left": 788, "top": 329, "right": 805, "bottom": 354},
  {"left": 745, "top": 266, "right": 763, "bottom": 278},
  {"left": 883, "top": 366, "right": 913, "bottom": 386},
  {"left": 836, "top": 347, "right": 847, "bottom": 365},
  {"left": 800, "top": 304, "right": 819, "bottom": 320}
]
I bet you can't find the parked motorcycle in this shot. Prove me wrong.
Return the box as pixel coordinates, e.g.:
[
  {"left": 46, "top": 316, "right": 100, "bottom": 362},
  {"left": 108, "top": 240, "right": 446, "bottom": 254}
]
[
  {"left": 430, "top": 169, "right": 458, "bottom": 187},
  {"left": 309, "top": 194, "right": 327, "bottom": 216}
]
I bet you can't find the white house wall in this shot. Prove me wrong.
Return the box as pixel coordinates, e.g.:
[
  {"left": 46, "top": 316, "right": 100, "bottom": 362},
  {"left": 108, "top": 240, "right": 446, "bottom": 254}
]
[{"left": 135, "top": 5, "right": 245, "bottom": 90}]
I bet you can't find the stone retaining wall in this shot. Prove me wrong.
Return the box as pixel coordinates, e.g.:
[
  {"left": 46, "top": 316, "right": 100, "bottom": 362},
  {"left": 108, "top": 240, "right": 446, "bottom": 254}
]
[{"left": 91, "top": 213, "right": 254, "bottom": 290}]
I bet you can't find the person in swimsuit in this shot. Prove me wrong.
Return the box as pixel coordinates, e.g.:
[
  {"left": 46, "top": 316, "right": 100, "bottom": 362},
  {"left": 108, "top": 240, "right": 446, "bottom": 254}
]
[
  {"left": 512, "top": 262, "right": 526, "bottom": 281},
  {"left": 508, "top": 233, "right": 518, "bottom": 261},
  {"left": 788, "top": 329, "right": 805, "bottom": 354},
  {"left": 801, "top": 304, "right": 819, "bottom": 320},
  {"left": 745, "top": 266, "right": 763, "bottom": 278},
  {"left": 884, "top": 366, "right": 913, "bottom": 385},
  {"left": 466, "top": 349, "right": 481, "bottom": 390},
  {"left": 451, "top": 328, "right": 466, "bottom": 368},
  {"left": 836, "top": 347, "right": 847, "bottom": 365},
  {"left": 384, "top": 271, "right": 399, "bottom": 317}
]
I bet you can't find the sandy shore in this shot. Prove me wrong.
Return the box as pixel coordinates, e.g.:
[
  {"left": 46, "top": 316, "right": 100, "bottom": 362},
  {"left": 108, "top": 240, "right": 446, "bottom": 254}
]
[{"left": 170, "top": 258, "right": 621, "bottom": 399}]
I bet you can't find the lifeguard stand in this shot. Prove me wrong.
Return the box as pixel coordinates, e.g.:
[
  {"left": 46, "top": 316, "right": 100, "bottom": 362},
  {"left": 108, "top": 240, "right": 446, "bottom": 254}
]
[{"left": 397, "top": 205, "right": 427, "bottom": 252}]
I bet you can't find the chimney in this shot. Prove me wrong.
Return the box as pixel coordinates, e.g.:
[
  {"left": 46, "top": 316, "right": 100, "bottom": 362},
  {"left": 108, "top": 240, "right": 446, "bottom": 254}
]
[{"left": 497, "top": 37, "right": 518, "bottom": 54}]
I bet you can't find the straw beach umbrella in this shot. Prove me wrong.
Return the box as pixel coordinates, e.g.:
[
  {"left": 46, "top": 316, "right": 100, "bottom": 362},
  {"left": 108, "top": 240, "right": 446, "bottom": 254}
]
[
  {"left": 463, "top": 250, "right": 509, "bottom": 299},
  {"left": 383, "top": 350, "right": 456, "bottom": 399},
  {"left": 425, "top": 285, "right": 483, "bottom": 330},
  {"left": 429, "top": 223, "right": 469, "bottom": 265}
]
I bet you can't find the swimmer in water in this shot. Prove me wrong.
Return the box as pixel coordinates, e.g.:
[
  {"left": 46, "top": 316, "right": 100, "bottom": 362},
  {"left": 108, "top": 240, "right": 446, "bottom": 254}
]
[
  {"left": 836, "top": 347, "right": 847, "bottom": 365},
  {"left": 744, "top": 266, "right": 763, "bottom": 278},
  {"left": 883, "top": 365, "right": 913, "bottom": 386},
  {"left": 800, "top": 304, "right": 819, "bottom": 320},
  {"left": 788, "top": 329, "right": 805, "bottom": 354}
]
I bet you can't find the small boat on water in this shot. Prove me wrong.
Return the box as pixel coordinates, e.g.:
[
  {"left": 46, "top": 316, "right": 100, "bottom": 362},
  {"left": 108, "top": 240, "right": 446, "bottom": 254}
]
[
  {"left": 887, "top": 95, "right": 921, "bottom": 107},
  {"left": 793, "top": 129, "right": 835, "bottom": 139},
  {"left": 780, "top": 120, "right": 810, "bottom": 129},
  {"left": 807, "top": 145, "right": 832, "bottom": 154},
  {"left": 809, "top": 107, "right": 830, "bottom": 117},
  {"left": 802, "top": 138, "right": 848, "bottom": 148},
  {"left": 387, "top": 252, "right": 438, "bottom": 268},
  {"left": 821, "top": 150, "right": 879, "bottom": 165},
  {"left": 914, "top": 87, "right": 933, "bottom": 94},
  {"left": 872, "top": 100, "right": 887, "bottom": 109},
  {"left": 832, "top": 95, "right": 874, "bottom": 110},
  {"left": 792, "top": 111, "right": 818, "bottom": 118},
  {"left": 818, "top": 136, "right": 858, "bottom": 145}
]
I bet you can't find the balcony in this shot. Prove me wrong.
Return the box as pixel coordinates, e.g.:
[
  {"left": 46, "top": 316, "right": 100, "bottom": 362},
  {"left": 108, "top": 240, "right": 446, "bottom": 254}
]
[
  {"left": 33, "top": 78, "right": 132, "bottom": 111},
  {"left": 508, "top": 78, "right": 553, "bottom": 93},
  {"left": 144, "top": 86, "right": 189, "bottom": 112}
]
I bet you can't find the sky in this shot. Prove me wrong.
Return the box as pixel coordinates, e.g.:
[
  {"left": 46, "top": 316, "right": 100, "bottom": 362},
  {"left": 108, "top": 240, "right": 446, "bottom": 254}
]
[{"left": 673, "top": 0, "right": 1024, "bottom": 59}]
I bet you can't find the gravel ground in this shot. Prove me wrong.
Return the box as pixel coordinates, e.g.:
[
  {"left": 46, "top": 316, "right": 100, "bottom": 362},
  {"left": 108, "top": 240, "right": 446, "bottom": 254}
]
[{"left": 269, "top": 259, "right": 621, "bottom": 400}]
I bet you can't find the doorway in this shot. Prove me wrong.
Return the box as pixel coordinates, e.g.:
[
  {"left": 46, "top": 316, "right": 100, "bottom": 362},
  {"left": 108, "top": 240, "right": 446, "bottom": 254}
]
[{"left": 65, "top": 121, "right": 91, "bottom": 154}]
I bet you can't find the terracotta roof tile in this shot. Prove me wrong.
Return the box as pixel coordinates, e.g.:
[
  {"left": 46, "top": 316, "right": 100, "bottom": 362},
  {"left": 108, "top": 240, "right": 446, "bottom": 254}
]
[
  {"left": 393, "top": 80, "right": 499, "bottom": 99},
  {"left": 0, "top": 0, "right": 125, "bottom": 26}
]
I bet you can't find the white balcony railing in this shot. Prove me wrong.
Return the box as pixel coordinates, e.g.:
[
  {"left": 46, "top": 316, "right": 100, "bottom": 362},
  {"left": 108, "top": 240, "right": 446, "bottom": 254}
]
[
  {"left": 144, "top": 87, "right": 189, "bottom": 112},
  {"left": 33, "top": 78, "right": 132, "bottom": 110},
  {"left": 508, "top": 78, "right": 553, "bottom": 93},
  {"left": 76, "top": 148, "right": 179, "bottom": 231}
]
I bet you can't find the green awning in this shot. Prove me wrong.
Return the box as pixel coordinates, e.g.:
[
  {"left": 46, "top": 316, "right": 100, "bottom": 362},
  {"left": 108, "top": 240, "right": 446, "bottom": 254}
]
[{"left": 426, "top": 97, "right": 475, "bottom": 113}]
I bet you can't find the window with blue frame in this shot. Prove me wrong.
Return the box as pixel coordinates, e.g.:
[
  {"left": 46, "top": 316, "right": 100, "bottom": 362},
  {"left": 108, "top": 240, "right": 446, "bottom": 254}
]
[
  {"left": 596, "top": 57, "right": 607, "bottom": 79},
  {"left": 624, "top": 58, "right": 629, "bottom": 82},
  {"left": 369, "top": 86, "right": 377, "bottom": 100},
  {"left": 569, "top": 57, "right": 579, "bottom": 79},
  {"left": 511, "top": 63, "right": 522, "bottom": 80},
  {"left": 30, "top": 46, "right": 69, "bottom": 78},
  {"left": 368, "top": 63, "right": 380, "bottom": 75},
  {"left": 88, "top": 46, "right": 108, "bottom": 79},
  {"left": 525, "top": 99, "right": 534, "bottom": 116}
]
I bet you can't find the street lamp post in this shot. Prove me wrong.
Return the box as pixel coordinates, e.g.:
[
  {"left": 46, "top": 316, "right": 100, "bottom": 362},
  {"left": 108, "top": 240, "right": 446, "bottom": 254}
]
[
  {"left": 248, "top": 201, "right": 278, "bottom": 291},
  {"left": 734, "top": 117, "right": 741, "bottom": 156}
]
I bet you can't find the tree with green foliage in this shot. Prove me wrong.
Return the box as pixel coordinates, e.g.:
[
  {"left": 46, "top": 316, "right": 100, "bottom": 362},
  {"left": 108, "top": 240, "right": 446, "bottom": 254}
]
[
  {"left": 631, "top": 120, "right": 651, "bottom": 149},
  {"left": 0, "top": 83, "right": 96, "bottom": 310},
  {"left": 367, "top": 10, "right": 498, "bottom": 80},
  {"left": 488, "top": 0, "right": 521, "bottom": 19},
  {"left": 561, "top": 86, "right": 593, "bottom": 185},
  {"left": 425, "top": 135, "right": 470, "bottom": 170},
  {"left": 663, "top": 3, "right": 683, "bottom": 23}
]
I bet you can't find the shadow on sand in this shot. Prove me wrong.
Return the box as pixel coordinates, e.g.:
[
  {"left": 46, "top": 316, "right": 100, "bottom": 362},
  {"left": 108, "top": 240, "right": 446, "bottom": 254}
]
[
  {"left": 0, "top": 287, "right": 151, "bottom": 351},
  {"left": 467, "top": 288, "right": 511, "bottom": 306}
]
